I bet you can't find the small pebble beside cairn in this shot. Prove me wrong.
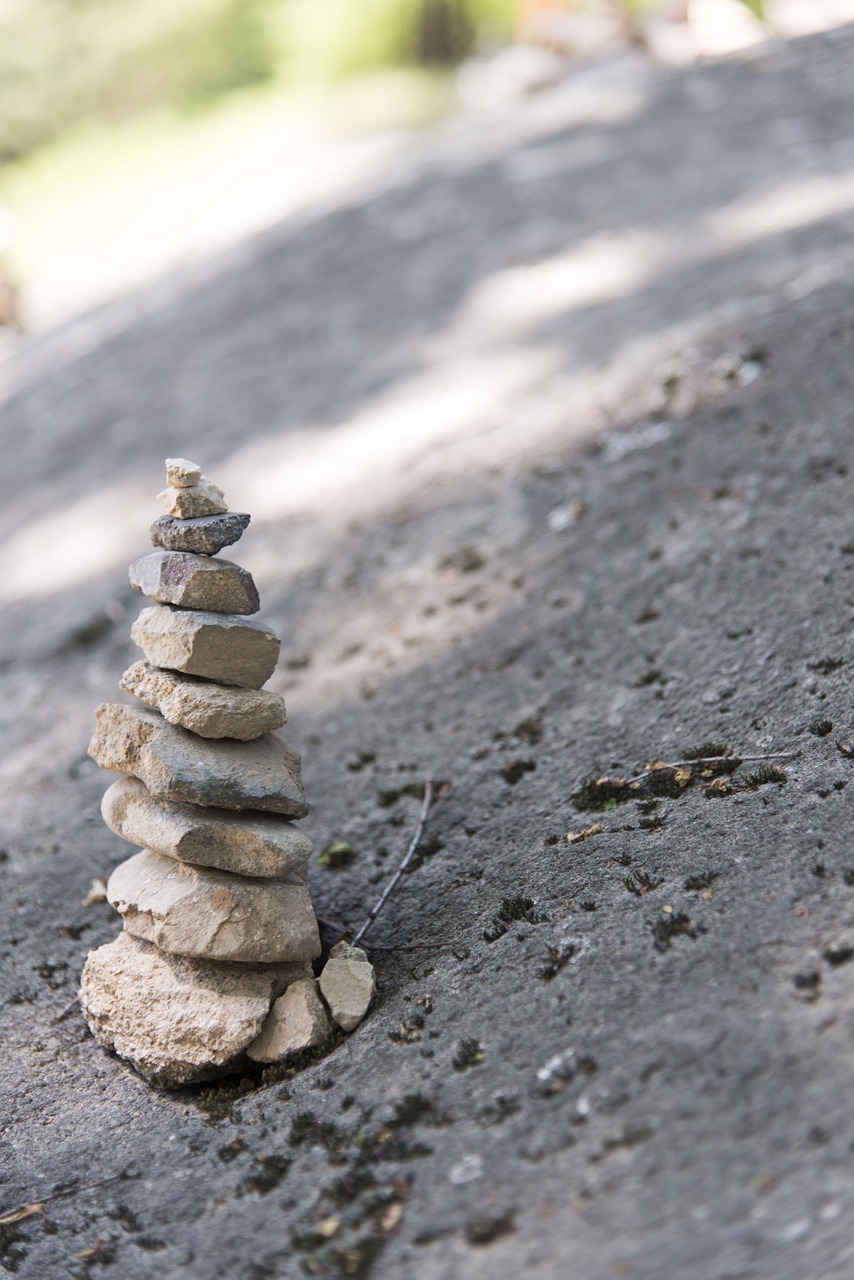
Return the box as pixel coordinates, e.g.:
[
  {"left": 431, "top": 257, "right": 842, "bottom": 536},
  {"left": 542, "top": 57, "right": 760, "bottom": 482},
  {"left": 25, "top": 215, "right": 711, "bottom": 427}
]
[{"left": 80, "top": 460, "right": 374, "bottom": 1087}]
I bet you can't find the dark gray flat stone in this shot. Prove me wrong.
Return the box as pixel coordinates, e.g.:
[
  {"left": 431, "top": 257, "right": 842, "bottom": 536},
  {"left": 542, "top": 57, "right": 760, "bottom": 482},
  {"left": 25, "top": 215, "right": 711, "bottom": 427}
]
[{"left": 150, "top": 512, "right": 251, "bottom": 555}]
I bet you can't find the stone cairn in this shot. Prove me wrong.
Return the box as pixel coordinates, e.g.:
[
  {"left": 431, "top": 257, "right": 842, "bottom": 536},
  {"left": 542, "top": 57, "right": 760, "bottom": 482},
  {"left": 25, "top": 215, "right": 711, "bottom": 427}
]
[{"left": 80, "top": 459, "right": 374, "bottom": 1087}]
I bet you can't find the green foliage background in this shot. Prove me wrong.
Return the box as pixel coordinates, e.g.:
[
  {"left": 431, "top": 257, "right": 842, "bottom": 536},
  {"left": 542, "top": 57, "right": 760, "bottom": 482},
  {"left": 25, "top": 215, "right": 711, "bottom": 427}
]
[{"left": 0, "top": 0, "right": 765, "bottom": 166}]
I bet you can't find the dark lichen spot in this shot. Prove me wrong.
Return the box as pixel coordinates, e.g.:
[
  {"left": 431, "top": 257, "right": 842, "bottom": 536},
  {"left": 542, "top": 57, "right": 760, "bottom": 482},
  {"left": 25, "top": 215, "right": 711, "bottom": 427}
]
[
  {"left": 624, "top": 870, "right": 661, "bottom": 897},
  {"left": 808, "top": 656, "right": 845, "bottom": 675},
  {"left": 466, "top": 1210, "right": 515, "bottom": 1245},
  {"left": 538, "top": 942, "right": 577, "bottom": 980},
  {"left": 684, "top": 870, "right": 719, "bottom": 892},
  {"left": 810, "top": 719, "right": 834, "bottom": 737},
  {"left": 439, "top": 546, "right": 486, "bottom": 574},
  {"left": 638, "top": 814, "right": 664, "bottom": 831},
  {"left": 743, "top": 765, "right": 788, "bottom": 789},
  {"left": 484, "top": 896, "right": 547, "bottom": 942},
  {"left": 571, "top": 774, "right": 632, "bottom": 811},
  {"left": 500, "top": 758, "right": 536, "bottom": 785},
  {"left": 0, "top": 1224, "right": 27, "bottom": 1272},
  {"left": 289, "top": 1112, "right": 350, "bottom": 1161},
  {"left": 237, "top": 1155, "right": 291, "bottom": 1196},
  {"left": 651, "top": 911, "right": 703, "bottom": 952},
  {"left": 823, "top": 944, "right": 854, "bottom": 968},
  {"left": 452, "top": 1039, "right": 485, "bottom": 1071}
]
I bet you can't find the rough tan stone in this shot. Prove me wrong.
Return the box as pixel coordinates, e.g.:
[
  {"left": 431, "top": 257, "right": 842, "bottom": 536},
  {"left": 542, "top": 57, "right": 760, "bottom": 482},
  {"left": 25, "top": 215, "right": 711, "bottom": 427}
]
[
  {"left": 318, "top": 941, "right": 376, "bottom": 1032},
  {"left": 131, "top": 605, "right": 280, "bottom": 688},
  {"left": 150, "top": 512, "right": 250, "bottom": 555},
  {"left": 247, "top": 978, "right": 330, "bottom": 1063},
  {"left": 157, "top": 477, "right": 227, "bottom": 518},
  {"left": 165, "top": 457, "right": 202, "bottom": 487},
  {"left": 129, "top": 552, "right": 260, "bottom": 615},
  {"left": 120, "top": 660, "right": 285, "bottom": 740},
  {"left": 79, "top": 933, "right": 308, "bottom": 1087},
  {"left": 101, "top": 777, "right": 312, "bottom": 878},
  {"left": 107, "top": 849, "right": 321, "bottom": 963},
  {"left": 89, "top": 703, "right": 309, "bottom": 816}
]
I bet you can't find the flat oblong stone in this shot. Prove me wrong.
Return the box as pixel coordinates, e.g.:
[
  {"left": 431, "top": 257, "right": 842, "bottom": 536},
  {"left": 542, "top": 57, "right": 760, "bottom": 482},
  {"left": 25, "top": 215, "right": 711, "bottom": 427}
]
[
  {"left": 101, "top": 777, "right": 312, "bottom": 878},
  {"left": 150, "top": 512, "right": 250, "bottom": 556},
  {"left": 131, "top": 605, "right": 279, "bottom": 688},
  {"left": 80, "top": 933, "right": 309, "bottom": 1087},
  {"left": 129, "top": 552, "right": 260, "bottom": 615},
  {"left": 89, "top": 703, "right": 309, "bottom": 816},
  {"left": 157, "top": 476, "right": 227, "bottom": 518},
  {"left": 247, "top": 978, "right": 330, "bottom": 1063},
  {"left": 120, "top": 660, "right": 285, "bottom": 740},
  {"left": 107, "top": 849, "right": 321, "bottom": 964}
]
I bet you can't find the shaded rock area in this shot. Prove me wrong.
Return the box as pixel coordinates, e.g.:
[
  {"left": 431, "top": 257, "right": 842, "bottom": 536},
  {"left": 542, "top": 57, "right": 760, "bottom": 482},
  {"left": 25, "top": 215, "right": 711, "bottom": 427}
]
[{"left": 4, "top": 25, "right": 854, "bottom": 1280}]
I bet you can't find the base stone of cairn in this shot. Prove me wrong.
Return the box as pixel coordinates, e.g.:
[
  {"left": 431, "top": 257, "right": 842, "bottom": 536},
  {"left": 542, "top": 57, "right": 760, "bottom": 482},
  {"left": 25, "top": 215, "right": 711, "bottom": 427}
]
[{"left": 80, "top": 459, "right": 374, "bottom": 1087}]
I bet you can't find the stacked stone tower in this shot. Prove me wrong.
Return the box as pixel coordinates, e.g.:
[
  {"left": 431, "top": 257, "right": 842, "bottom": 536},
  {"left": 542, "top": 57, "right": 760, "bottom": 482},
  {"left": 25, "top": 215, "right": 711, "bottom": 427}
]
[{"left": 80, "top": 459, "right": 372, "bottom": 1087}]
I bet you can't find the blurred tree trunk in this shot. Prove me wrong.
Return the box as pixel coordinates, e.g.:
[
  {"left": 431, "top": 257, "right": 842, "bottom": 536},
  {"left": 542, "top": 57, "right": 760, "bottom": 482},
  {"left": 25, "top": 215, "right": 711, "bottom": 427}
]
[{"left": 415, "top": 0, "right": 475, "bottom": 63}]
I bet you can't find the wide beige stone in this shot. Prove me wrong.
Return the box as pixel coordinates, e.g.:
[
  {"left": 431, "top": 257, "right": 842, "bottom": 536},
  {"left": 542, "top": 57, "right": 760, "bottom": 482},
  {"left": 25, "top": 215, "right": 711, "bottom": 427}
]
[
  {"left": 120, "top": 661, "right": 285, "bottom": 740},
  {"left": 318, "top": 942, "right": 376, "bottom": 1032},
  {"left": 89, "top": 703, "right": 309, "bottom": 816},
  {"left": 131, "top": 605, "right": 280, "bottom": 688},
  {"left": 157, "top": 477, "right": 227, "bottom": 518},
  {"left": 79, "top": 933, "right": 308, "bottom": 1087},
  {"left": 165, "top": 457, "right": 202, "bottom": 487},
  {"left": 247, "top": 978, "right": 330, "bottom": 1063},
  {"left": 129, "top": 552, "right": 260, "bottom": 615},
  {"left": 101, "top": 777, "right": 312, "bottom": 878},
  {"left": 107, "top": 849, "right": 321, "bottom": 963}
]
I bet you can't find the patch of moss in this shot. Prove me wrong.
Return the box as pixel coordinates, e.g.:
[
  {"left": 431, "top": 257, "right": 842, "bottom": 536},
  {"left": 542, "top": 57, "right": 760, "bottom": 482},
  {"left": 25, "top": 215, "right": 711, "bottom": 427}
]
[{"left": 318, "top": 841, "right": 359, "bottom": 870}]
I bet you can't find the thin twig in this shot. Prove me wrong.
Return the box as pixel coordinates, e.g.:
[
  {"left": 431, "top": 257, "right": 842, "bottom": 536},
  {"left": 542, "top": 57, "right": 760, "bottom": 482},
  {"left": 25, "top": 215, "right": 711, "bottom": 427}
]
[
  {"left": 0, "top": 1172, "right": 133, "bottom": 1225},
  {"left": 53, "top": 994, "right": 80, "bottom": 1023},
  {"left": 353, "top": 778, "right": 434, "bottom": 948},
  {"left": 624, "top": 751, "right": 797, "bottom": 787},
  {"left": 359, "top": 940, "right": 454, "bottom": 952}
]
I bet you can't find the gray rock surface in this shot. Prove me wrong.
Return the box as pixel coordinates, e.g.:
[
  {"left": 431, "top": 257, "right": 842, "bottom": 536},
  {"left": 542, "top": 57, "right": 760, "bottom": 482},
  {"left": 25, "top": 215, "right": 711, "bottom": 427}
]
[
  {"left": 88, "top": 703, "right": 309, "bottom": 815},
  {"left": 150, "top": 511, "right": 251, "bottom": 555},
  {"left": 129, "top": 551, "right": 260, "bottom": 614},
  {"left": 106, "top": 848, "right": 321, "bottom": 963},
  {"left": 318, "top": 940, "right": 375, "bottom": 1031},
  {"left": 131, "top": 604, "right": 280, "bottom": 687},
  {"left": 246, "top": 977, "right": 330, "bottom": 1062},
  {"left": 101, "top": 776, "right": 313, "bottom": 877},
  {"left": 5, "top": 26, "right": 854, "bottom": 1280},
  {"left": 119, "top": 660, "right": 286, "bottom": 738},
  {"left": 157, "top": 476, "right": 227, "bottom": 517},
  {"left": 79, "top": 932, "right": 304, "bottom": 1086}
]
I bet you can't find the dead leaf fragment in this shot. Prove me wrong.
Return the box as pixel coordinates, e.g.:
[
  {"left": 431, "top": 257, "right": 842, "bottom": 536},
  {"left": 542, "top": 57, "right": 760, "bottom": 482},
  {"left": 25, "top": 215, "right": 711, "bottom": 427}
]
[
  {"left": 0, "top": 1203, "right": 43, "bottom": 1226},
  {"left": 76, "top": 1238, "right": 107, "bottom": 1260},
  {"left": 381, "top": 1201, "right": 404, "bottom": 1233},
  {"left": 566, "top": 822, "right": 603, "bottom": 845}
]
